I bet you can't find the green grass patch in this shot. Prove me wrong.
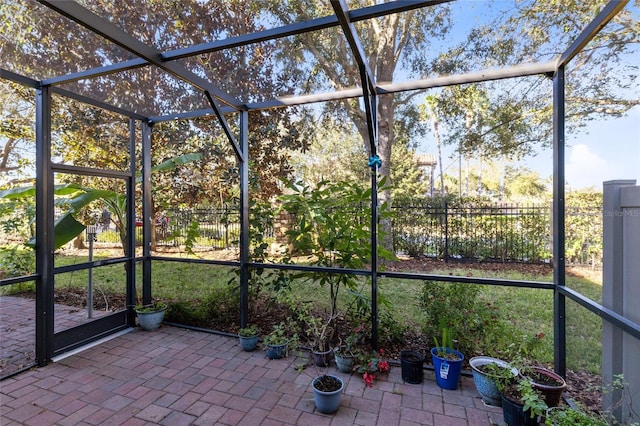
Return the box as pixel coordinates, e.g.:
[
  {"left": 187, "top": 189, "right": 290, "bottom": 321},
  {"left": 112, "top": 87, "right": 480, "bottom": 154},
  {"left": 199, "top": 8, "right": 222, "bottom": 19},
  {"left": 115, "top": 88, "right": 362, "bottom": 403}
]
[{"left": 2, "top": 252, "right": 604, "bottom": 372}]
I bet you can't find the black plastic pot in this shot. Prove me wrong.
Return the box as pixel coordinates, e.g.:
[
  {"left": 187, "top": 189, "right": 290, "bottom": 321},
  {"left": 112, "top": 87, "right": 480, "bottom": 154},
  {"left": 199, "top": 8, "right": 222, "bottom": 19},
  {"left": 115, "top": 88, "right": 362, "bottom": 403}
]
[
  {"left": 501, "top": 394, "right": 538, "bottom": 426},
  {"left": 400, "top": 350, "right": 425, "bottom": 384}
]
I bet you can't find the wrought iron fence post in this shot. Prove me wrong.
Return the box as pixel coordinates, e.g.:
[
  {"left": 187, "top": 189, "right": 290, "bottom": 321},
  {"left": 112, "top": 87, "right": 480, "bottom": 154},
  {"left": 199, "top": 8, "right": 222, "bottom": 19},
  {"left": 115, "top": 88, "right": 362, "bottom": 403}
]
[
  {"left": 224, "top": 204, "right": 229, "bottom": 249},
  {"left": 444, "top": 201, "right": 449, "bottom": 263}
]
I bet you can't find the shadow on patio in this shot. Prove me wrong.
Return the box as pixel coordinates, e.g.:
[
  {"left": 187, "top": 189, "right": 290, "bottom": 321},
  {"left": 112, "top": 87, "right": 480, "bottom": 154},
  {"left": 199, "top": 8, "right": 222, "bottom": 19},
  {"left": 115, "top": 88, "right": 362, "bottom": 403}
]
[{"left": 1, "top": 324, "right": 503, "bottom": 425}]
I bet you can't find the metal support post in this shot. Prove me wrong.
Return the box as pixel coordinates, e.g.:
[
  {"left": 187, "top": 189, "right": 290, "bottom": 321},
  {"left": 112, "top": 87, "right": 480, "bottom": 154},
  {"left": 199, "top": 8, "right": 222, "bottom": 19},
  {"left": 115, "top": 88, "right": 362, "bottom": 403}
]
[
  {"left": 35, "top": 85, "right": 54, "bottom": 366},
  {"left": 552, "top": 66, "right": 566, "bottom": 377},
  {"left": 239, "top": 111, "right": 250, "bottom": 328},
  {"left": 141, "top": 121, "right": 152, "bottom": 305}
]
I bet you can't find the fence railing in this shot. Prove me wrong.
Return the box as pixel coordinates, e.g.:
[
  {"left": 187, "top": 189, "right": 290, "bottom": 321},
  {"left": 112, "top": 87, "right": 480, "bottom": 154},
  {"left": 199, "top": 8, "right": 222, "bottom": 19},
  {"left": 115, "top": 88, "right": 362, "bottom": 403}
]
[
  {"left": 1, "top": 202, "right": 603, "bottom": 266},
  {"left": 392, "top": 204, "right": 552, "bottom": 263},
  {"left": 156, "top": 205, "right": 240, "bottom": 249}
]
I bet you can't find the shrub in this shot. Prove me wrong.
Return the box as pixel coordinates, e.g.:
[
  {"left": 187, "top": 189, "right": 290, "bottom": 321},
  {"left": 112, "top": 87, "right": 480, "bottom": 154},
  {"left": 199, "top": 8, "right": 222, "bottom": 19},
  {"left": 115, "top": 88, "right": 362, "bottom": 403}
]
[
  {"left": 419, "top": 280, "right": 507, "bottom": 357},
  {"left": 0, "top": 246, "right": 35, "bottom": 278},
  {"left": 200, "top": 285, "right": 240, "bottom": 328}
]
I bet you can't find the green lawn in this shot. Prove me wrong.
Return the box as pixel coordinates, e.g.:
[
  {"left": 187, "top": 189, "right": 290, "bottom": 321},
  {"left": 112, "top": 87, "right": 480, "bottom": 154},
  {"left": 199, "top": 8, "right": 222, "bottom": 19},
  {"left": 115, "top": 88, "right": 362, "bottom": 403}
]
[{"left": 1, "top": 251, "right": 603, "bottom": 373}]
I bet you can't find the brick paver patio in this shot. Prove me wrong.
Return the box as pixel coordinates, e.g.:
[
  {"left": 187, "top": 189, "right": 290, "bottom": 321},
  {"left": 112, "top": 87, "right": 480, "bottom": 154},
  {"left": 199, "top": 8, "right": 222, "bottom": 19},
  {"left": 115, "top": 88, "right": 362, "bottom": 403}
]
[
  {"left": 0, "top": 321, "right": 504, "bottom": 425},
  {"left": 1, "top": 296, "right": 112, "bottom": 377}
]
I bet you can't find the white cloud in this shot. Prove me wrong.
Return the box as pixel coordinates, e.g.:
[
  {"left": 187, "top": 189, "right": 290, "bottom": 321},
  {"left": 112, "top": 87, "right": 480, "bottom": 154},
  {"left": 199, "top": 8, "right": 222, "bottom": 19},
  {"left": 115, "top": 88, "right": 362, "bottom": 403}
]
[{"left": 566, "top": 144, "right": 613, "bottom": 190}]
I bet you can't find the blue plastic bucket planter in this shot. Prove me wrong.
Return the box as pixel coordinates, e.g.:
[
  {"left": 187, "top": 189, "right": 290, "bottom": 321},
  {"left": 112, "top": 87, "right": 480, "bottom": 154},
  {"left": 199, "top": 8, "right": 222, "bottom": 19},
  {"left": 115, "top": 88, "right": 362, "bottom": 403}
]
[
  {"left": 239, "top": 335, "right": 259, "bottom": 351},
  {"left": 470, "top": 356, "right": 517, "bottom": 406},
  {"left": 266, "top": 342, "right": 288, "bottom": 359},
  {"left": 430, "top": 347, "right": 464, "bottom": 390},
  {"left": 312, "top": 375, "right": 344, "bottom": 414}
]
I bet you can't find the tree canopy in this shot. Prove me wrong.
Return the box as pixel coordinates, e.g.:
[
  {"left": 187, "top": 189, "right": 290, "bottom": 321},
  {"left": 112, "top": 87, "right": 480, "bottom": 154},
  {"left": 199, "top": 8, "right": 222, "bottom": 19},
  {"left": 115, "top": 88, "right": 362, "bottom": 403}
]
[{"left": 1, "top": 0, "right": 637, "bottom": 205}]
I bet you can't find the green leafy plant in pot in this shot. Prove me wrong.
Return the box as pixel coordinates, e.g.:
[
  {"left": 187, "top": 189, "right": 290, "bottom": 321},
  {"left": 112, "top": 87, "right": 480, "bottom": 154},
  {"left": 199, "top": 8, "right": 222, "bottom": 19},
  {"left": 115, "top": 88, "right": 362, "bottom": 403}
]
[
  {"left": 298, "top": 307, "right": 335, "bottom": 367},
  {"left": 430, "top": 328, "right": 464, "bottom": 390},
  {"left": 333, "top": 324, "right": 366, "bottom": 374},
  {"left": 134, "top": 301, "right": 167, "bottom": 331},
  {"left": 238, "top": 325, "right": 260, "bottom": 352},
  {"left": 501, "top": 378, "right": 548, "bottom": 426},
  {"left": 470, "top": 356, "right": 518, "bottom": 406},
  {"left": 264, "top": 322, "right": 291, "bottom": 360},
  {"left": 545, "top": 406, "right": 607, "bottom": 426}
]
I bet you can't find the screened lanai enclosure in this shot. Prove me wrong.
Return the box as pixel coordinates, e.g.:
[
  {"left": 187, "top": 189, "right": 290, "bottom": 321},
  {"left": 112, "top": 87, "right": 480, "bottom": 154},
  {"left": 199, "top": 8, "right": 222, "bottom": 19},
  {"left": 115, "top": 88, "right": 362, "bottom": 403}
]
[{"left": 1, "top": 0, "right": 639, "bottom": 420}]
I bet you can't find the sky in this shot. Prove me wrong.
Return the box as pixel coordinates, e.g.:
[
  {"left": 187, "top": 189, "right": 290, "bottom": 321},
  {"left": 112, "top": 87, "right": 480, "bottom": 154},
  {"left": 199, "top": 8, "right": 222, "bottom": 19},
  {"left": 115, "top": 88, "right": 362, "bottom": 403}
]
[
  {"left": 418, "top": 1, "right": 640, "bottom": 192},
  {"left": 493, "top": 106, "right": 640, "bottom": 191},
  {"left": 433, "top": 107, "right": 640, "bottom": 191}
]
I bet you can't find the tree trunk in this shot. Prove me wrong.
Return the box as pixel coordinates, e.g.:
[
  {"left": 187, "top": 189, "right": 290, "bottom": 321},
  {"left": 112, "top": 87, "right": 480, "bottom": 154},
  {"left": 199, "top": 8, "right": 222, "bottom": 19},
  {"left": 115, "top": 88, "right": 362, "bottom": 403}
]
[
  {"left": 377, "top": 95, "right": 394, "bottom": 252},
  {"left": 432, "top": 117, "right": 445, "bottom": 196}
]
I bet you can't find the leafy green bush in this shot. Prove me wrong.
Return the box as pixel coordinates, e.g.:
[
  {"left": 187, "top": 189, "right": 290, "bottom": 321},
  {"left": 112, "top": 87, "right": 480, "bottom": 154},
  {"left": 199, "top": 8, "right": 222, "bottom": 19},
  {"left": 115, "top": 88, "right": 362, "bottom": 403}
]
[
  {"left": 419, "top": 280, "right": 509, "bottom": 357},
  {"left": 0, "top": 246, "right": 35, "bottom": 278},
  {"left": 200, "top": 285, "right": 240, "bottom": 328},
  {"left": 165, "top": 300, "right": 207, "bottom": 325},
  {"left": 280, "top": 179, "right": 394, "bottom": 318}
]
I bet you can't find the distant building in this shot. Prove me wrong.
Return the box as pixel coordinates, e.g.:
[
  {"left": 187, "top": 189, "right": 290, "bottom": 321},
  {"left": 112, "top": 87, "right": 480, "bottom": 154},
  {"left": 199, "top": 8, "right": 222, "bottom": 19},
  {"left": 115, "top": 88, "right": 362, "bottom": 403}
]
[{"left": 415, "top": 153, "right": 437, "bottom": 197}]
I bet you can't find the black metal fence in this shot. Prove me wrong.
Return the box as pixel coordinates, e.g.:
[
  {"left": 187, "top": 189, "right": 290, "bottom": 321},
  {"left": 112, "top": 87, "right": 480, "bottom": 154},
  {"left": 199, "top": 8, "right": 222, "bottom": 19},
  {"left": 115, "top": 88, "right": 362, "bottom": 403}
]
[
  {"left": 2, "top": 202, "right": 602, "bottom": 266},
  {"left": 153, "top": 202, "right": 600, "bottom": 265},
  {"left": 156, "top": 205, "right": 241, "bottom": 249},
  {"left": 392, "top": 204, "right": 552, "bottom": 263}
]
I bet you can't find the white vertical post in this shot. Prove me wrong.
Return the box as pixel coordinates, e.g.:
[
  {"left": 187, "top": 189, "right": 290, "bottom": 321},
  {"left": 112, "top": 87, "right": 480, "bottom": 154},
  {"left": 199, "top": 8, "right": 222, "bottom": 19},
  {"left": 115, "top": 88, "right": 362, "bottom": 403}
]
[
  {"left": 86, "top": 225, "right": 98, "bottom": 319},
  {"left": 602, "top": 179, "right": 638, "bottom": 421},
  {"left": 620, "top": 185, "right": 640, "bottom": 422}
]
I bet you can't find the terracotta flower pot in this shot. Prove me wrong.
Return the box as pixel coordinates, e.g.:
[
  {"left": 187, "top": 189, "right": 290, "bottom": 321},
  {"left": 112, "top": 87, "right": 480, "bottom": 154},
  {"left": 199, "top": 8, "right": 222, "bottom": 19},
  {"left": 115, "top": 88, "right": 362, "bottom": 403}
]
[{"left": 521, "top": 366, "right": 566, "bottom": 407}]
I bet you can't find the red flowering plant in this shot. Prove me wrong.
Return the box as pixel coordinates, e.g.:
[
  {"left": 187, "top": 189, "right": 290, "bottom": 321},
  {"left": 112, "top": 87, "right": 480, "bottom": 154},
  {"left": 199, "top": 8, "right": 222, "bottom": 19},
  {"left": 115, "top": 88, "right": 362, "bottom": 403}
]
[
  {"left": 355, "top": 349, "right": 390, "bottom": 387},
  {"left": 338, "top": 323, "right": 390, "bottom": 386}
]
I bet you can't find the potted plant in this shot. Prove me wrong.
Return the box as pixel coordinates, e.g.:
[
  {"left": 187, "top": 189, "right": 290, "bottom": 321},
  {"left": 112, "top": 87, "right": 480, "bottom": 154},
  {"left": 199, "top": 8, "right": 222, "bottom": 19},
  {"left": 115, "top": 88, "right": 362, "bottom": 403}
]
[
  {"left": 470, "top": 356, "right": 518, "bottom": 406},
  {"left": 311, "top": 373, "right": 344, "bottom": 414},
  {"left": 134, "top": 301, "right": 167, "bottom": 331},
  {"left": 520, "top": 365, "right": 567, "bottom": 407},
  {"left": 238, "top": 325, "right": 260, "bottom": 352},
  {"left": 333, "top": 346, "right": 354, "bottom": 373},
  {"left": 545, "top": 406, "right": 607, "bottom": 426},
  {"left": 400, "top": 350, "right": 425, "bottom": 384},
  {"left": 430, "top": 328, "right": 464, "bottom": 390},
  {"left": 304, "top": 313, "right": 335, "bottom": 367},
  {"left": 333, "top": 325, "right": 364, "bottom": 373},
  {"left": 501, "top": 378, "right": 547, "bottom": 426},
  {"left": 264, "top": 322, "right": 290, "bottom": 359},
  {"left": 354, "top": 349, "right": 390, "bottom": 387}
]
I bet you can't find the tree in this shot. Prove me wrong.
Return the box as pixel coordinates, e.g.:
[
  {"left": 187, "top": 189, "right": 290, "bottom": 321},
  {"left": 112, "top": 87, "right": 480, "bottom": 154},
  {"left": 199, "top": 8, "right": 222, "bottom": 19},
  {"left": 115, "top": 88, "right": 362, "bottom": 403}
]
[
  {"left": 390, "top": 144, "right": 428, "bottom": 203},
  {"left": 257, "top": 1, "right": 452, "bottom": 248},
  {"left": 507, "top": 0, "right": 639, "bottom": 123},
  {"left": 0, "top": 81, "right": 35, "bottom": 186},
  {"left": 431, "top": 0, "right": 639, "bottom": 161},
  {"left": 1, "top": 0, "right": 306, "bottom": 208},
  {"left": 421, "top": 95, "right": 446, "bottom": 195},
  {"left": 288, "top": 114, "right": 368, "bottom": 187}
]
